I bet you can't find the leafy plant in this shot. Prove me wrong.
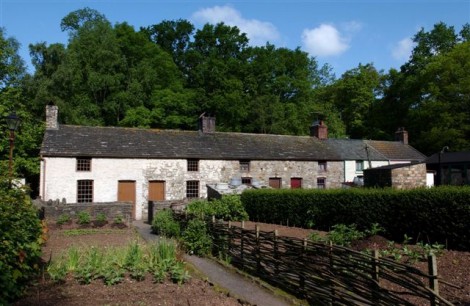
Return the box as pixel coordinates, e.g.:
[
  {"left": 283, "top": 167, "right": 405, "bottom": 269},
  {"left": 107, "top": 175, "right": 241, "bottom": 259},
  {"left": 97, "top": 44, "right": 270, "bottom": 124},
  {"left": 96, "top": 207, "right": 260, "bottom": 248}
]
[
  {"left": 95, "top": 212, "right": 107, "bottom": 223},
  {"left": 0, "top": 181, "right": 43, "bottom": 304},
  {"left": 151, "top": 209, "right": 180, "bottom": 238},
  {"left": 47, "top": 261, "right": 67, "bottom": 283},
  {"left": 326, "top": 224, "right": 365, "bottom": 246},
  {"left": 170, "top": 262, "right": 190, "bottom": 284},
  {"left": 182, "top": 219, "right": 212, "bottom": 256},
  {"left": 113, "top": 214, "right": 124, "bottom": 224},
  {"left": 57, "top": 214, "right": 72, "bottom": 225},
  {"left": 77, "top": 211, "right": 91, "bottom": 225}
]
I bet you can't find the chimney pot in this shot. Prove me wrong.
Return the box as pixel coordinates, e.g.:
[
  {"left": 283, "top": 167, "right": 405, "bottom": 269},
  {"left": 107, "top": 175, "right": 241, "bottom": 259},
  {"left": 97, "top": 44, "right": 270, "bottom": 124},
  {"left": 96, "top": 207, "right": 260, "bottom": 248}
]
[
  {"left": 395, "top": 127, "right": 408, "bottom": 144},
  {"left": 310, "top": 120, "right": 328, "bottom": 140},
  {"left": 46, "top": 104, "right": 58, "bottom": 130},
  {"left": 199, "top": 114, "right": 216, "bottom": 133}
]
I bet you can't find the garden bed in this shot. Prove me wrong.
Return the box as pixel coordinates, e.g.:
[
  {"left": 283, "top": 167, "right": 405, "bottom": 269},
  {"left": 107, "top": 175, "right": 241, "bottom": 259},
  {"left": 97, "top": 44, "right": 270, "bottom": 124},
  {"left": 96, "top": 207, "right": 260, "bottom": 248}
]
[{"left": 13, "top": 223, "right": 245, "bottom": 306}]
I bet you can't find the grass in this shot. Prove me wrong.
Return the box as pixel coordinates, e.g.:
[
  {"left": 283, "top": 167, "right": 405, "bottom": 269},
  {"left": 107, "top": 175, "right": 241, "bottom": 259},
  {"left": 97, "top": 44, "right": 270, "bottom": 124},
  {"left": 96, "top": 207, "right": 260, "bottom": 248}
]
[{"left": 62, "top": 229, "right": 128, "bottom": 236}]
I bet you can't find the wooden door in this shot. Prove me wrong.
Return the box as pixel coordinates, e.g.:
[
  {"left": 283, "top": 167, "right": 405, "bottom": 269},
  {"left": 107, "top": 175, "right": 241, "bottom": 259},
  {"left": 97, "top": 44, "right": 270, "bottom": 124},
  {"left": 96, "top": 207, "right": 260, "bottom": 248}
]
[
  {"left": 269, "top": 178, "right": 281, "bottom": 189},
  {"left": 291, "top": 178, "right": 302, "bottom": 189},
  {"left": 149, "top": 181, "right": 165, "bottom": 201},
  {"left": 118, "top": 181, "right": 136, "bottom": 219}
]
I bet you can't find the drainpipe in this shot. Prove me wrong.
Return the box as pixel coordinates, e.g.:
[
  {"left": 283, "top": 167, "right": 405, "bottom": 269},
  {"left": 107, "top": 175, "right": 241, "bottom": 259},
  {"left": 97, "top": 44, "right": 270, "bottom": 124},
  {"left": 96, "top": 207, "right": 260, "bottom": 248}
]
[
  {"left": 365, "top": 144, "right": 372, "bottom": 169},
  {"left": 40, "top": 156, "right": 46, "bottom": 200}
]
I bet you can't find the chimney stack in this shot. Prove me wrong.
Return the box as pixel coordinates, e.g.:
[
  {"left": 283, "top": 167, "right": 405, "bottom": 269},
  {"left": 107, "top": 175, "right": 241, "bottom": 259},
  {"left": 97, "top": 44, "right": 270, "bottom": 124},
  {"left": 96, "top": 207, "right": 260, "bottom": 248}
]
[
  {"left": 198, "top": 113, "right": 216, "bottom": 133},
  {"left": 310, "top": 120, "right": 328, "bottom": 140},
  {"left": 46, "top": 103, "right": 58, "bottom": 130},
  {"left": 395, "top": 127, "right": 408, "bottom": 144}
]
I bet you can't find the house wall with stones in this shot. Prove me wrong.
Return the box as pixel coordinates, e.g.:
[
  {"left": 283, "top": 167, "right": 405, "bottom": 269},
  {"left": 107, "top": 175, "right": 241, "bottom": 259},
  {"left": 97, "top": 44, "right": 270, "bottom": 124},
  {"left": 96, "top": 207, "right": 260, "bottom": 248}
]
[
  {"left": 41, "top": 157, "right": 344, "bottom": 220},
  {"left": 364, "top": 163, "right": 427, "bottom": 189}
]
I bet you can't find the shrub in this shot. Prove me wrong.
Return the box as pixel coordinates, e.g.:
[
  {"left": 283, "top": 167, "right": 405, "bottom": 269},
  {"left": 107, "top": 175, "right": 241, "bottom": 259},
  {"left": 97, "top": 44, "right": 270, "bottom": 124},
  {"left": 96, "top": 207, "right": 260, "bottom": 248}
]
[
  {"left": 0, "top": 181, "right": 43, "bottom": 304},
  {"left": 185, "top": 199, "right": 215, "bottom": 219},
  {"left": 242, "top": 186, "right": 470, "bottom": 250},
  {"left": 186, "top": 195, "right": 248, "bottom": 221},
  {"left": 181, "top": 219, "right": 212, "bottom": 256},
  {"left": 77, "top": 211, "right": 91, "bottom": 225},
  {"left": 56, "top": 213, "right": 71, "bottom": 225},
  {"left": 95, "top": 212, "right": 107, "bottom": 223},
  {"left": 152, "top": 209, "right": 180, "bottom": 238},
  {"left": 113, "top": 214, "right": 124, "bottom": 224}
]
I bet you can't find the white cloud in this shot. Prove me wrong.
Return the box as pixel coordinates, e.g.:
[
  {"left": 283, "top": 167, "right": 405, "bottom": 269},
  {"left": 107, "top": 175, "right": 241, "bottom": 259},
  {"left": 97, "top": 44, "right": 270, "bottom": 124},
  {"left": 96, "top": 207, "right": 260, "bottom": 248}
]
[
  {"left": 191, "top": 5, "right": 279, "bottom": 46},
  {"left": 392, "top": 37, "right": 415, "bottom": 61},
  {"left": 301, "top": 24, "right": 350, "bottom": 57}
]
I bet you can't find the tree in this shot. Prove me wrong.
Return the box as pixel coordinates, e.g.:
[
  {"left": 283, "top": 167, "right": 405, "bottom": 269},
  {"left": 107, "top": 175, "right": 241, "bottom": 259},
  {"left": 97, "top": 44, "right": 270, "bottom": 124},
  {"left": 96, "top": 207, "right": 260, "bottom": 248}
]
[
  {"left": 319, "top": 63, "right": 383, "bottom": 139},
  {"left": 408, "top": 41, "right": 470, "bottom": 154},
  {"left": 0, "top": 29, "right": 43, "bottom": 187}
]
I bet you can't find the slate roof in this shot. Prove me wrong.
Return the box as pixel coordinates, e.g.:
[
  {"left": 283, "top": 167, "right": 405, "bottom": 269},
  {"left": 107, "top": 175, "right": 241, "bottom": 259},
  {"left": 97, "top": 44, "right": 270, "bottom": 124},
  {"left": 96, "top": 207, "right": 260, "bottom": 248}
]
[
  {"left": 365, "top": 140, "right": 426, "bottom": 161},
  {"left": 40, "top": 125, "right": 426, "bottom": 162}
]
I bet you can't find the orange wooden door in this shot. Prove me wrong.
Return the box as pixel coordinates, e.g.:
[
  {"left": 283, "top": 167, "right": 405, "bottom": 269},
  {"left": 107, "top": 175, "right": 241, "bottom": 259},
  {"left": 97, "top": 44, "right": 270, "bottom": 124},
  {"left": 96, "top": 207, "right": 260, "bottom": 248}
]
[
  {"left": 148, "top": 181, "right": 165, "bottom": 201},
  {"left": 269, "top": 178, "right": 281, "bottom": 189},
  {"left": 118, "top": 181, "right": 136, "bottom": 219}
]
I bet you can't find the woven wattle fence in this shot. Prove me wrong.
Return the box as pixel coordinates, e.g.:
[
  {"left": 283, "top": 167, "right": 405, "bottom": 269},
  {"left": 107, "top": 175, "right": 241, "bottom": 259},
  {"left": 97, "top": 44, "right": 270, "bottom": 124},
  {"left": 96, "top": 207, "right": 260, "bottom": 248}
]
[{"left": 208, "top": 218, "right": 454, "bottom": 306}]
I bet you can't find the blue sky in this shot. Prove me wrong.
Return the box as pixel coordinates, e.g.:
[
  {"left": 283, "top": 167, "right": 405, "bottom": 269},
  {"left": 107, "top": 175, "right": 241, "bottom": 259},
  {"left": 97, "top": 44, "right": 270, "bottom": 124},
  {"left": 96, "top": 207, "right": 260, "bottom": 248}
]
[{"left": 1, "top": 0, "right": 469, "bottom": 77}]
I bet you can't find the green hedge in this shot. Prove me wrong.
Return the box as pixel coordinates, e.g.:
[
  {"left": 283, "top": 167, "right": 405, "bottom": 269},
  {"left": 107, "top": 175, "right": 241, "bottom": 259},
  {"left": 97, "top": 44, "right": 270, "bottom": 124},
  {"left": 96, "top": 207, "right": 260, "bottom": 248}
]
[
  {"left": 241, "top": 187, "right": 470, "bottom": 250},
  {"left": 0, "top": 182, "right": 43, "bottom": 304}
]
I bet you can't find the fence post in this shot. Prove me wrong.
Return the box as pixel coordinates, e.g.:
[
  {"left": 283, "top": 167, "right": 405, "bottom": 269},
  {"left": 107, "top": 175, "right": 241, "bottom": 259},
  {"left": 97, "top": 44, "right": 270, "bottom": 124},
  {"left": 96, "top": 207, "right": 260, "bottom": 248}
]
[
  {"left": 256, "top": 225, "right": 261, "bottom": 273},
  {"left": 299, "top": 238, "right": 307, "bottom": 297},
  {"left": 371, "top": 249, "right": 381, "bottom": 304},
  {"left": 240, "top": 221, "right": 245, "bottom": 270},
  {"left": 274, "top": 230, "right": 279, "bottom": 276},
  {"left": 329, "top": 241, "right": 336, "bottom": 306},
  {"left": 428, "top": 254, "right": 439, "bottom": 306}
]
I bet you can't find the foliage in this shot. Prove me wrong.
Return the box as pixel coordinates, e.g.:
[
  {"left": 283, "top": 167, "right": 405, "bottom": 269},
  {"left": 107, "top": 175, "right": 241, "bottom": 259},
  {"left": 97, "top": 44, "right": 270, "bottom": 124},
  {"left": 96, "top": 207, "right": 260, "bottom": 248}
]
[
  {"left": 0, "top": 179, "right": 43, "bottom": 304},
  {"left": 181, "top": 218, "right": 212, "bottom": 256},
  {"left": 242, "top": 186, "right": 470, "bottom": 250},
  {"left": 47, "top": 240, "right": 189, "bottom": 285},
  {"left": 309, "top": 223, "right": 382, "bottom": 247},
  {"left": 151, "top": 209, "right": 180, "bottom": 238},
  {"left": 95, "top": 212, "right": 107, "bottom": 223},
  {"left": 113, "top": 214, "right": 124, "bottom": 224},
  {"left": 186, "top": 196, "right": 248, "bottom": 221},
  {"left": 76, "top": 211, "right": 91, "bottom": 225},
  {"left": 56, "top": 213, "right": 71, "bottom": 225}
]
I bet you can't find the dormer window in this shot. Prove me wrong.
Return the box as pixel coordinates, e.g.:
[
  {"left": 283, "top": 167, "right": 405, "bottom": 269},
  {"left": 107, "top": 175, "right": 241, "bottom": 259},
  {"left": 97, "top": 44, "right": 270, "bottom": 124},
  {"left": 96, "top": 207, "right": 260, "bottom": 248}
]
[
  {"left": 187, "top": 159, "right": 199, "bottom": 172},
  {"left": 76, "top": 157, "right": 91, "bottom": 172},
  {"left": 239, "top": 160, "right": 250, "bottom": 172}
]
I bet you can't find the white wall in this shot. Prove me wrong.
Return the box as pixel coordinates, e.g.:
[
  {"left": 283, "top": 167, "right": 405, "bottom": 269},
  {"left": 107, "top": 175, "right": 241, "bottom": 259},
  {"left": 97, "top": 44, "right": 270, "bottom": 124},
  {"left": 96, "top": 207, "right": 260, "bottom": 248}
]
[
  {"left": 343, "top": 160, "right": 390, "bottom": 183},
  {"left": 41, "top": 157, "right": 344, "bottom": 220}
]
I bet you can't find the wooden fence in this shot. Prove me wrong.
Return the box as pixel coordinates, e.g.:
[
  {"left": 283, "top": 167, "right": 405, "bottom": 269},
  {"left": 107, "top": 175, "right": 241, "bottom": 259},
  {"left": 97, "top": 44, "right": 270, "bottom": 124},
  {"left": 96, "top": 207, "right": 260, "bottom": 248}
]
[{"left": 207, "top": 218, "right": 454, "bottom": 306}]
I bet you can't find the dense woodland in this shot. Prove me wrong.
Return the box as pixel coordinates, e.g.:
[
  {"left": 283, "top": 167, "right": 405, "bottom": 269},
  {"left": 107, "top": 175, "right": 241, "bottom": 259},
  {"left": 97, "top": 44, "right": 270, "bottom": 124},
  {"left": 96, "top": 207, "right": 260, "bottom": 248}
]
[{"left": 1, "top": 8, "right": 470, "bottom": 185}]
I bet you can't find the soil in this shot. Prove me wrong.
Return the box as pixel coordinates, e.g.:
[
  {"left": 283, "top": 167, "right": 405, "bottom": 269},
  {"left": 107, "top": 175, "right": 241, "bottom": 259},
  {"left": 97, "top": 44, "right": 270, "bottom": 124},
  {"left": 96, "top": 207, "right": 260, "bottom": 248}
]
[
  {"left": 231, "top": 221, "right": 470, "bottom": 306},
  {"left": 13, "top": 220, "right": 470, "bottom": 305},
  {"left": 14, "top": 221, "right": 245, "bottom": 306}
]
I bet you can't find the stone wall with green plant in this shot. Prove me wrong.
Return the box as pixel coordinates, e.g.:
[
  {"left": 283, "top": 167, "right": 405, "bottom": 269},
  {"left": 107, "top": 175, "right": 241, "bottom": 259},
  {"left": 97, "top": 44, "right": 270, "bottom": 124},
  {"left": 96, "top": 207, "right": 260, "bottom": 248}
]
[
  {"left": 241, "top": 187, "right": 470, "bottom": 250},
  {"left": 0, "top": 181, "right": 43, "bottom": 304}
]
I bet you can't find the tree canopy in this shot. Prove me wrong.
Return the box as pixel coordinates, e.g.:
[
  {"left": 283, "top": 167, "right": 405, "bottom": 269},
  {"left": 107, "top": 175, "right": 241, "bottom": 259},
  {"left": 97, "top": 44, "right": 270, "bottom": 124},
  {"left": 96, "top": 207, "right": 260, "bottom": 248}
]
[{"left": 1, "top": 8, "right": 470, "bottom": 188}]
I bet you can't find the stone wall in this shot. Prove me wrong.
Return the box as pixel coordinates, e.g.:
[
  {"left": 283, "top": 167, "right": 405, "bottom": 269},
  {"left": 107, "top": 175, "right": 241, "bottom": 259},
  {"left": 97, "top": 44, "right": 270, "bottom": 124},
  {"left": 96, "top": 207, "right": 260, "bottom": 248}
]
[
  {"left": 364, "top": 163, "right": 427, "bottom": 189},
  {"left": 391, "top": 163, "right": 427, "bottom": 189},
  {"left": 147, "top": 200, "right": 188, "bottom": 224},
  {"left": 35, "top": 199, "right": 132, "bottom": 222}
]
